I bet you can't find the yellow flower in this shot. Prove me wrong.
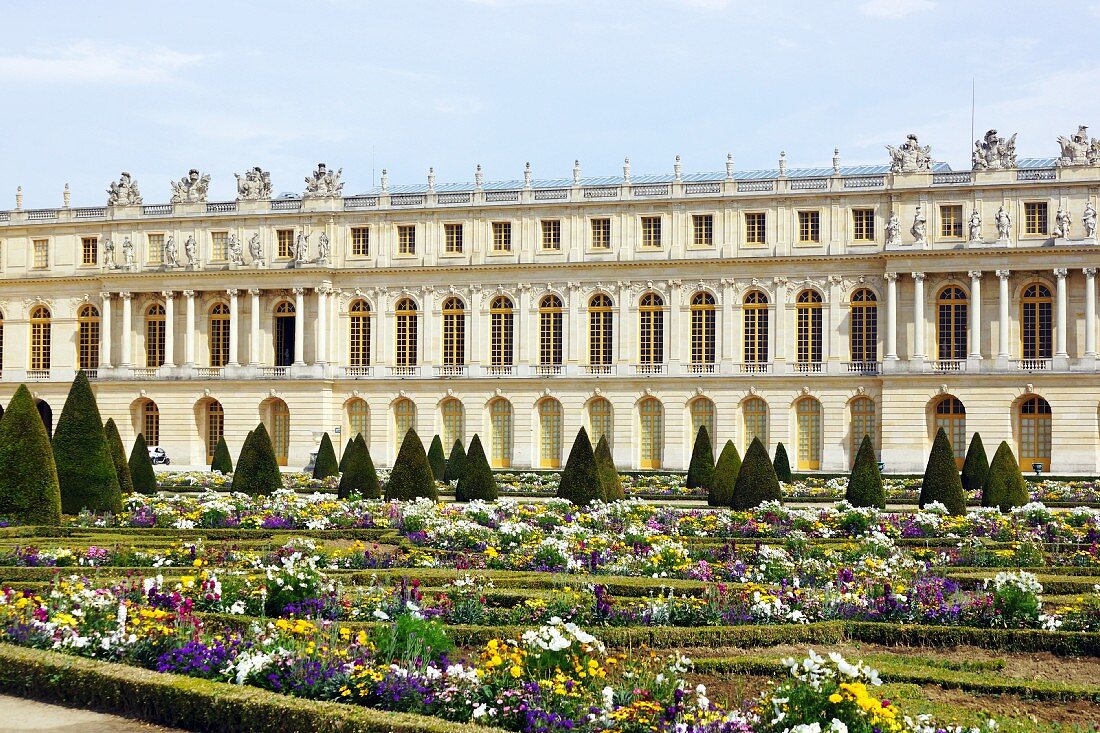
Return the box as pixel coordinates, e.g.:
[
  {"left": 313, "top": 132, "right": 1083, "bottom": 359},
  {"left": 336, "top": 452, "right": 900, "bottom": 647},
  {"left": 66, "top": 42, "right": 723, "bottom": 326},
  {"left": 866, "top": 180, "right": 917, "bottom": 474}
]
[
  {"left": 828, "top": 693, "right": 843, "bottom": 703},
  {"left": 509, "top": 665, "right": 523, "bottom": 678}
]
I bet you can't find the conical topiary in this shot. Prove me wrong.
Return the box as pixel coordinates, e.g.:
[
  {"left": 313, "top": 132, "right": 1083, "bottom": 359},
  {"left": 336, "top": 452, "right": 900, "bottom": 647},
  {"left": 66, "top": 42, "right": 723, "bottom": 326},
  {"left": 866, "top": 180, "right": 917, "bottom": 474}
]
[
  {"left": 427, "top": 435, "right": 447, "bottom": 481},
  {"left": 556, "top": 427, "right": 603, "bottom": 507},
  {"left": 731, "top": 437, "right": 782, "bottom": 509},
  {"left": 444, "top": 438, "right": 467, "bottom": 483},
  {"left": 0, "top": 385, "right": 61, "bottom": 525},
  {"left": 104, "top": 418, "right": 134, "bottom": 496},
  {"left": 313, "top": 432, "right": 339, "bottom": 479},
  {"left": 53, "top": 371, "right": 121, "bottom": 515},
  {"left": 211, "top": 435, "right": 234, "bottom": 474},
  {"left": 709, "top": 440, "right": 740, "bottom": 507},
  {"left": 981, "top": 441, "right": 1029, "bottom": 511},
  {"left": 773, "top": 441, "right": 794, "bottom": 483},
  {"left": 338, "top": 433, "right": 380, "bottom": 499},
  {"left": 456, "top": 434, "right": 498, "bottom": 501},
  {"left": 339, "top": 436, "right": 356, "bottom": 472},
  {"left": 128, "top": 433, "right": 158, "bottom": 495},
  {"left": 231, "top": 423, "right": 282, "bottom": 496},
  {"left": 846, "top": 434, "right": 885, "bottom": 509},
  {"left": 686, "top": 425, "right": 715, "bottom": 490},
  {"left": 594, "top": 435, "right": 623, "bottom": 501},
  {"left": 919, "top": 427, "right": 966, "bottom": 515},
  {"left": 385, "top": 429, "right": 438, "bottom": 501},
  {"left": 961, "top": 433, "right": 989, "bottom": 496}
]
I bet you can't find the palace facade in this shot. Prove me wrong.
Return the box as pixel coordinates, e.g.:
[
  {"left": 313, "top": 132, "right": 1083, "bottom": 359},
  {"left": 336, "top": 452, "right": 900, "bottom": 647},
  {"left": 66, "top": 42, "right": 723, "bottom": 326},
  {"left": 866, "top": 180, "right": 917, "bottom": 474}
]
[{"left": 3, "top": 129, "right": 1100, "bottom": 473}]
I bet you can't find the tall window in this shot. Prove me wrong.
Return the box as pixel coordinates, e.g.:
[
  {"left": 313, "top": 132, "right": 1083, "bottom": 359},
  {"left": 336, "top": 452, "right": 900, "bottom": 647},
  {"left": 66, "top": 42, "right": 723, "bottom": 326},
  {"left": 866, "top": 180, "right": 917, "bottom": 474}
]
[
  {"left": 692, "top": 214, "right": 714, "bottom": 246},
  {"left": 347, "top": 398, "right": 369, "bottom": 441},
  {"left": 850, "top": 397, "right": 876, "bottom": 465},
  {"left": 743, "top": 397, "right": 767, "bottom": 451},
  {"left": 394, "top": 398, "right": 416, "bottom": 453},
  {"left": 276, "top": 229, "right": 294, "bottom": 258},
  {"left": 588, "top": 398, "right": 613, "bottom": 449},
  {"left": 397, "top": 225, "right": 416, "bottom": 255},
  {"left": 442, "top": 297, "right": 465, "bottom": 366},
  {"left": 273, "top": 301, "right": 296, "bottom": 367},
  {"left": 444, "top": 223, "right": 463, "bottom": 254},
  {"left": 940, "top": 205, "right": 963, "bottom": 239},
  {"left": 1019, "top": 396, "right": 1052, "bottom": 471},
  {"left": 33, "top": 239, "right": 48, "bottom": 268},
  {"left": 489, "top": 398, "right": 513, "bottom": 468},
  {"left": 936, "top": 287, "right": 968, "bottom": 361},
  {"left": 146, "top": 304, "right": 166, "bottom": 368},
  {"left": 590, "top": 218, "right": 611, "bottom": 249},
  {"left": 142, "top": 400, "right": 160, "bottom": 447},
  {"left": 638, "top": 293, "right": 664, "bottom": 365},
  {"left": 796, "top": 290, "right": 823, "bottom": 364},
  {"left": 690, "top": 292, "right": 716, "bottom": 366},
  {"left": 269, "top": 399, "right": 290, "bottom": 466},
  {"left": 351, "top": 227, "right": 370, "bottom": 256},
  {"left": 539, "top": 294, "right": 563, "bottom": 367},
  {"left": 29, "top": 305, "right": 50, "bottom": 371},
  {"left": 349, "top": 299, "right": 372, "bottom": 367},
  {"left": 639, "top": 397, "right": 664, "bottom": 469},
  {"left": 147, "top": 233, "right": 164, "bottom": 264},
  {"left": 541, "top": 220, "right": 561, "bottom": 251},
  {"left": 640, "top": 216, "right": 662, "bottom": 249},
  {"left": 745, "top": 212, "right": 766, "bottom": 244},
  {"left": 209, "top": 303, "right": 230, "bottom": 367},
  {"left": 490, "top": 296, "right": 514, "bottom": 367},
  {"left": 395, "top": 298, "right": 418, "bottom": 367},
  {"left": 77, "top": 304, "right": 100, "bottom": 370},
  {"left": 849, "top": 288, "right": 878, "bottom": 362},
  {"left": 81, "top": 237, "right": 98, "bottom": 266},
  {"left": 204, "top": 400, "right": 224, "bottom": 464},
  {"left": 690, "top": 397, "right": 716, "bottom": 450},
  {"left": 934, "top": 396, "right": 966, "bottom": 466},
  {"left": 1024, "top": 202, "right": 1048, "bottom": 236},
  {"left": 743, "top": 291, "right": 769, "bottom": 364},
  {"left": 441, "top": 398, "right": 465, "bottom": 452},
  {"left": 538, "top": 398, "right": 563, "bottom": 468},
  {"left": 852, "top": 209, "right": 875, "bottom": 241},
  {"left": 795, "top": 397, "right": 822, "bottom": 470},
  {"left": 492, "top": 222, "right": 512, "bottom": 252},
  {"left": 210, "top": 231, "right": 228, "bottom": 262},
  {"left": 589, "top": 294, "right": 614, "bottom": 367},
  {"left": 797, "top": 211, "right": 820, "bottom": 243},
  {"left": 1021, "top": 282, "right": 1053, "bottom": 360}
]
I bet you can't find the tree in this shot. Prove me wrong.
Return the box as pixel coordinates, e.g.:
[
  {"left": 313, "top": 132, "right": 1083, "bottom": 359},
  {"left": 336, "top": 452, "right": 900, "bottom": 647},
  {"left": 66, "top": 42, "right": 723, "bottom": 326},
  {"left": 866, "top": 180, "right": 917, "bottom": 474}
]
[
  {"left": 427, "top": 435, "right": 447, "bottom": 481},
  {"left": 210, "top": 435, "right": 234, "bottom": 474},
  {"left": 339, "top": 436, "right": 356, "bottom": 472},
  {"left": 104, "top": 418, "right": 134, "bottom": 495},
  {"left": 556, "top": 426, "right": 603, "bottom": 507},
  {"left": 456, "top": 434, "right": 498, "bottom": 501},
  {"left": 982, "top": 441, "right": 1029, "bottom": 511},
  {"left": 961, "top": 433, "right": 989, "bottom": 495},
  {"left": 444, "top": 438, "right": 467, "bottom": 482},
  {"left": 772, "top": 442, "right": 794, "bottom": 483},
  {"left": 385, "top": 429, "right": 438, "bottom": 501},
  {"left": 731, "top": 437, "right": 782, "bottom": 509},
  {"left": 709, "top": 440, "right": 740, "bottom": 507},
  {"left": 312, "top": 432, "right": 339, "bottom": 479},
  {"left": 686, "top": 426, "right": 715, "bottom": 490},
  {"left": 53, "top": 371, "right": 121, "bottom": 515},
  {"left": 0, "top": 385, "right": 61, "bottom": 525},
  {"left": 919, "top": 427, "right": 966, "bottom": 515},
  {"left": 594, "top": 435, "right": 624, "bottom": 501},
  {"left": 846, "top": 434, "right": 885, "bottom": 509},
  {"left": 128, "top": 433, "right": 158, "bottom": 495},
  {"left": 231, "top": 423, "right": 282, "bottom": 496},
  {"left": 338, "top": 433, "right": 380, "bottom": 500}
]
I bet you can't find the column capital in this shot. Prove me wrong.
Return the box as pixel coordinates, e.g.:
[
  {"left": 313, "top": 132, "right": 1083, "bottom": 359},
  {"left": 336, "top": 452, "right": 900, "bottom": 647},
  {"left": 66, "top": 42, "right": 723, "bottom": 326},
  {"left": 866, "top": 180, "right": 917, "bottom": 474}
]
[
  {"left": 291, "top": 287, "right": 306, "bottom": 296},
  {"left": 226, "top": 288, "right": 239, "bottom": 297},
  {"left": 1053, "top": 267, "right": 1069, "bottom": 279},
  {"left": 247, "top": 288, "right": 261, "bottom": 297},
  {"left": 995, "top": 269, "right": 1011, "bottom": 280},
  {"left": 182, "top": 290, "right": 196, "bottom": 298},
  {"left": 119, "top": 291, "right": 132, "bottom": 300},
  {"left": 772, "top": 276, "right": 789, "bottom": 287},
  {"left": 1084, "top": 267, "right": 1098, "bottom": 278},
  {"left": 160, "top": 290, "right": 175, "bottom": 299},
  {"left": 911, "top": 271, "right": 925, "bottom": 282},
  {"left": 99, "top": 291, "right": 112, "bottom": 301},
  {"left": 884, "top": 272, "right": 898, "bottom": 282},
  {"left": 967, "top": 270, "right": 983, "bottom": 280}
]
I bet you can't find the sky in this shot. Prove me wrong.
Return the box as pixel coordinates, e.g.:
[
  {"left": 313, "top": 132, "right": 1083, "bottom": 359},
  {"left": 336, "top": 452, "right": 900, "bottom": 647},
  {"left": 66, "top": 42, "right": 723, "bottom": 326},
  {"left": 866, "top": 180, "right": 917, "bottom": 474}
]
[{"left": 2, "top": 0, "right": 1100, "bottom": 208}]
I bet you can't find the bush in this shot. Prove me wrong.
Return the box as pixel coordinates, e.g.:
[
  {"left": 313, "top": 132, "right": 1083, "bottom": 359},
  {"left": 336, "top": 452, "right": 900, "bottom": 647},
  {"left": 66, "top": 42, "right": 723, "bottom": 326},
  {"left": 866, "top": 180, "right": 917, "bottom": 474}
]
[
  {"left": 731, "top": 437, "right": 782, "bottom": 509},
  {"left": 385, "top": 429, "right": 438, "bottom": 501},
  {"left": 709, "top": 440, "right": 740, "bottom": 507},
  {"left": 686, "top": 426, "right": 715, "bottom": 490},
  {"left": 128, "top": 433, "right": 158, "bottom": 495},
  {"left": 556, "top": 427, "right": 602, "bottom": 507},
  {"left": 210, "top": 436, "right": 234, "bottom": 474},
  {"left": 772, "top": 441, "right": 793, "bottom": 483},
  {"left": 104, "top": 418, "right": 134, "bottom": 496},
  {"left": 919, "top": 427, "right": 966, "bottom": 515},
  {"left": 231, "top": 424, "right": 282, "bottom": 496},
  {"left": 982, "top": 441, "right": 1029, "bottom": 511},
  {"left": 961, "top": 433, "right": 989, "bottom": 495},
  {"left": 443, "top": 439, "right": 467, "bottom": 482},
  {"left": 845, "top": 434, "right": 884, "bottom": 509},
  {"left": 594, "top": 435, "right": 623, "bottom": 501},
  {"left": 53, "top": 371, "right": 121, "bottom": 515},
  {"left": 455, "top": 434, "right": 497, "bottom": 501},
  {"left": 339, "top": 437, "right": 356, "bottom": 472},
  {"left": 338, "top": 434, "right": 380, "bottom": 500},
  {"left": 0, "top": 385, "right": 61, "bottom": 525},
  {"left": 427, "top": 435, "right": 446, "bottom": 481},
  {"left": 312, "top": 433, "right": 339, "bottom": 479}
]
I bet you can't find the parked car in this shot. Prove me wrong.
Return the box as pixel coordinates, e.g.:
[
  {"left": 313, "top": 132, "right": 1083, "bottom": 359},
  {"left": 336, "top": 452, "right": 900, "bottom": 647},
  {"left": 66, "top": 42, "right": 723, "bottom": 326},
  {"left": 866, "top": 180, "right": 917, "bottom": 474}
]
[{"left": 148, "top": 446, "right": 170, "bottom": 465}]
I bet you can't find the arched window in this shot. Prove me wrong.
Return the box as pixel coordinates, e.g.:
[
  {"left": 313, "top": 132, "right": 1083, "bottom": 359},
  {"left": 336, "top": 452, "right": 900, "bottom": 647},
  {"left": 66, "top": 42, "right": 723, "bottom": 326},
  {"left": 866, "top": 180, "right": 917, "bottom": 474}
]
[
  {"left": 850, "top": 397, "right": 876, "bottom": 465},
  {"left": 933, "top": 396, "right": 966, "bottom": 467},
  {"left": 539, "top": 294, "right": 563, "bottom": 367},
  {"left": 796, "top": 290, "right": 823, "bottom": 365},
  {"left": 209, "top": 303, "right": 230, "bottom": 367},
  {"left": 850, "top": 289, "right": 878, "bottom": 363},
  {"left": 937, "top": 287, "right": 968, "bottom": 361},
  {"left": 1019, "top": 396, "right": 1052, "bottom": 471},
  {"left": 690, "top": 397, "right": 716, "bottom": 450},
  {"left": 77, "top": 304, "right": 100, "bottom": 371},
  {"left": 538, "top": 398, "right": 563, "bottom": 468},
  {"left": 588, "top": 294, "right": 613, "bottom": 367},
  {"left": 638, "top": 293, "right": 664, "bottom": 365},
  {"left": 441, "top": 397, "right": 465, "bottom": 451},
  {"left": 349, "top": 299, "right": 372, "bottom": 367},
  {"left": 489, "top": 398, "right": 513, "bottom": 468},
  {"left": 743, "top": 291, "right": 769, "bottom": 365},
  {"left": 347, "top": 398, "right": 369, "bottom": 442},
  {"left": 146, "top": 303, "right": 165, "bottom": 368},
  {"left": 490, "top": 296, "right": 514, "bottom": 367},
  {"left": 29, "top": 305, "right": 50, "bottom": 371},
  {"left": 639, "top": 397, "right": 664, "bottom": 469},
  {"left": 690, "top": 292, "right": 716, "bottom": 368},
  {"left": 394, "top": 298, "right": 418, "bottom": 367},
  {"left": 142, "top": 399, "right": 160, "bottom": 447},
  {"left": 394, "top": 397, "right": 416, "bottom": 454},
  {"left": 588, "top": 397, "right": 613, "bottom": 449},
  {"left": 743, "top": 397, "right": 768, "bottom": 451},
  {"left": 274, "top": 300, "right": 296, "bottom": 367},
  {"left": 795, "top": 397, "right": 822, "bottom": 470},
  {"left": 1021, "top": 283, "right": 1053, "bottom": 360},
  {"left": 267, "top": 399, "right": 290, "bottom": 466},
  {"left": 442, "top": 296, "right": 465, "bottom": 366},
  {"left": 204, "top": 400, "right": 223, "bottom": 464}
]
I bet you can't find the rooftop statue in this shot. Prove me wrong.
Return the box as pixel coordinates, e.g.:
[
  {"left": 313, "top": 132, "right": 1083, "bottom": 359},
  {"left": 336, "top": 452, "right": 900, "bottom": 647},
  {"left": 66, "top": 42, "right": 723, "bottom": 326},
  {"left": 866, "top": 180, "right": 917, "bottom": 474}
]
[
  {"left": 972, "top": 129, "right": 1017, "bottom": 170},
  {"left": 235, "top": 166, "right": 273, "bottom": 201},
  {"left": 107, "top": 172, "right": 142, "bottom": 206},
  {"left": 1056, "top": 125, "right": 1100, "bottom": 166},
  {"left": 303, "top": 162, "right": 343, "bottom": 199},
  {"left": 170, "top": 168, "right": 210, "bottom": 203},
  {"left": 886, "top": 134, "right": 933, "bottom": 173}
]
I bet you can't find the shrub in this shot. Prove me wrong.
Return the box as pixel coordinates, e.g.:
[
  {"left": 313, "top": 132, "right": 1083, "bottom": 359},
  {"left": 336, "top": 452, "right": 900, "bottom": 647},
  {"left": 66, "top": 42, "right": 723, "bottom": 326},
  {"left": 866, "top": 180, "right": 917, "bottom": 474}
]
[
  {"left": 0, "top": 385, "right": 61, "bottom": 525},
  {"left": 338, "top": 434, "right": 380, "bottom": 500},
  {"left": 427, "top": 435, "right": 446, "bottom": 481},
  {"left": 731, "top": 437, "right": 782, "bottom": 509},
  {"left": 128, "top": 433, "right": 158, "bottom": 495},
  {"left": 231, "top": 424, "right": 282, "bottom": 496},
  {"left": 443, "top": 439, "right": 467, "bottom": 482},
  {"left": 312, "top": 433, "right": 339, "bottom": 479},
  {"left": 103, "top": 418, "right": 134, "bottom": 496},
  {"left": 982, "top": 440, "right": 1029, "bottom": 511},
  {"left": 210, "top": 436, "right": 234, "bottom": 474},
  {"left": 709, "top": 440, "right": 740, "bottom": 507},
  {"left": 961, "top": 433, "right": 989, "bottom": 495},
  {"left": 919, "top": 427, "right": 966, "bottom": 515},
  {"left": 686, "top": 426, "right": 715, "bottom": 490},
  {"left": 556, "top": 427, "right": 602, "bottom": 507},
  {"left": 772, "top": 441, "right": 793, "bottom": 483},
  {"left": 53, "top": 371, "right": 121, "bottom": 515},
  {"left": 845, "top": 434, "right": 885, "bottom": 508},
  {"left": 594, "top": 435, "right": 623, "bottom": 501},
  {"left": 455, "top": 434, "right": 497, "bottom": 501},
  {"left": 339, "top": 437, "right": 356, "bottom": 472},
  {"left": 385, "top": 429, "right": 438, "bottom": 501}
]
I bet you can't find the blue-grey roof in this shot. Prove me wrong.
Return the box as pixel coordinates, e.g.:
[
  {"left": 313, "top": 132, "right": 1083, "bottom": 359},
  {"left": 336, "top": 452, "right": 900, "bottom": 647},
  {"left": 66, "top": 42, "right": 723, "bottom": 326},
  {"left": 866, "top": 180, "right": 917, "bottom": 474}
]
[{"left": 1017, "top": 157, "right": 1058, "bottom": 169}]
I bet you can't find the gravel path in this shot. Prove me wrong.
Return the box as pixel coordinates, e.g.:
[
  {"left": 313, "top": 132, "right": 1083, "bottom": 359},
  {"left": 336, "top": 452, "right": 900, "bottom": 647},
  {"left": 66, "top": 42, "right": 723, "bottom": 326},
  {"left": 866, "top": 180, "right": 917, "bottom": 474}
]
[{"left": 0, "top": 695, "right": 186, "bottom": 733}]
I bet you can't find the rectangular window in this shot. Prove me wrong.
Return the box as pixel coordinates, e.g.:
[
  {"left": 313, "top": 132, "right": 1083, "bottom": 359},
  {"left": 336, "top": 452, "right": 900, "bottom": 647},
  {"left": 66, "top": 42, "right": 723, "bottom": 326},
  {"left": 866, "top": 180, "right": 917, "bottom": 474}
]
[
  {"left": 397, "top": 224, "right": 416, "bottom": 255},
  {"left": 692, "top": 214, "right": 714, "bottom": 246},
  {"left": 541, "top": 219, "right": 561, "bottom": 251},
  {"left": 1024, "top": 202, "right": 1048, "bottom": 236},
  {"left": 745, "top": 212, "right": 766, "bottom": 244},
  {"left": 797, "top": 211, "right": 821, "bottom": 243},
  {"left": 276, "top": 229, "right": 294, "bottom": 258},
  {"left": 590, "top": 218, "right": 611, "bottom": 249},
  {"left": 147, "top": 234, "right": 164, "bottom": 264},
  {"left": 852, "top": 209, "right": 875, "bottom": 241},
  {"left": 210, "top": 231, "right": 228, "bottom": 262},
  {"left": 32, "top": 239, "right": 48, "bottom": 268},
  {"left": 640, "top": 216, "right": 662, "bottom": 249},
  {"left": 351, "top": 227, "right": 370, "bottom": 256},
  {"left": 444, "top": 223, "right": 464, "bottom": 254},
  {"left": 81, "top": 237, "right": 98, "bottom": 266},
  {"left": 492, "top": 221, "right": 512, "bottom": 252},
  {"left": 940, "top": 205, "right": 963, "bottom": 238}
]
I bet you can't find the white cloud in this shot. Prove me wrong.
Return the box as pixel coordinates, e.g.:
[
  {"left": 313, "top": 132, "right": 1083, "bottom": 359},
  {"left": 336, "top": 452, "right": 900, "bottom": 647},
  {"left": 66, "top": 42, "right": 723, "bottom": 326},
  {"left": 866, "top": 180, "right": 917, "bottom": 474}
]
[
  {"left": 0, "top": 41, "right": 207, "bottom": 84},
  {"left": 858, "top": 0, "right": 935, "bottom": 19}
]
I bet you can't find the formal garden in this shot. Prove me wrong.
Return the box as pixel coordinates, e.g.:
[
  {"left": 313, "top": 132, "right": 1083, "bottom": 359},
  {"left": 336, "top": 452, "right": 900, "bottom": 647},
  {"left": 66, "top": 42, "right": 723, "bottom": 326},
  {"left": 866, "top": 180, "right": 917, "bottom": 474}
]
[{"left": 0, "top": 372, "right": 1098, "bottom": 732}]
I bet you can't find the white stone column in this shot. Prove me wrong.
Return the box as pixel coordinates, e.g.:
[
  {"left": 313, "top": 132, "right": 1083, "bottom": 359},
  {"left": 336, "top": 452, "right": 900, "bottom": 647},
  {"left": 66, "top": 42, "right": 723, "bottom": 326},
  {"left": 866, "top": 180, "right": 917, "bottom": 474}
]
[
  {"left": 162, "top": 291, "right": 175, "bottom": 368},
  {"left": 668, "top": 280, "right": 682, "bottom": 367},
  {"left": 183, "top": 290, "right": 196, "bottom": 366},
  {"left": 227, "top": 289, "right": 239, "bottom": 366},
  {"left": 911, "top": 272, "right": 925, "bottom": 359},
  {"left": 517, "top": 284, "right": 531, "bottom": 367},
  {"left": 292, "top": 287, "right": 306, "bottom": 365},
  {"left": 884, "top": 273, "right": 898, "bottom": 360},
  {"left": 1055, "top": 268, "right": 1069, "bottom": 358},
  {"left": 1085, "top": 268, "right": 1097, "bottom": 358},
  {"left": 249, "top": 289, "right": 261, "bottom": 366},
  {"left": 99, "top": 292, "right": 112, "bottom": 368},
  {"left": 996, "top": 270, "right": 1011, "bottom": 360},
  {"left": 316, "top": 287, "right": 328, "bottom": 364},
  {"left": 120, "top": 291, "right": 133, "bottom": 367},
  {"left": 968, "top": 270, "right": 982, "bottom": 359},
  {"left": 773, "top": 277, "right": 789, "bottom": 366}
]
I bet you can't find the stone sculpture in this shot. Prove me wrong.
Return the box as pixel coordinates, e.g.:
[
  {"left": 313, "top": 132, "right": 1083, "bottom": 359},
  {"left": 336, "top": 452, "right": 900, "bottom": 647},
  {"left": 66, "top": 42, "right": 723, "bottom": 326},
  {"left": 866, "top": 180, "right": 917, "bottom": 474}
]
[
  {"left": 996, "top": 205, "right": 1012, "bottom": 242},
  {"left": 1056, "top": 125, "right": 1100, "bottom": 167},
  {"left": 103, "top": 238, "right": 116, "bottom": 268},
  {"left": 317, "top": 232, "right": 330, "bottom": 261},
  {"left": 184, "top": 235, "right": 198, "bottom": 266},
  {"left": 295, "top": 232, "right": 309, "bottom": 262},
  {"left": 1084, "top": 202, "right": 1097, "bottom": 239},
  {"left": 972, "top": 129, "right": 1017, "bottom": 170},
  {"left": 303, "top": 163, "right": 343, "bottom": 199},
  {"left": 248, "top": 233, "right": 264, "bottom": 265},
  {"left": 107, "top": 172, "right": 142, "bottom": 206},
  {"left": 122, "top": 237, "right": 134, "bottom": 268},
  {"left": 227, "top": 234, "right": 244, "bottom": 265},
  {"left": 968, "top": 210, "right": 982, "bottom": 242},
  {"left": 164, "top": 236, "right": 179, "bottom": 267},
  {"left": 170, "top": 169, "right": 210, "bottom": 203},
  {"left": 911, "top": 204, "right": 927, "bottom": 244},
  {"left": 887, "top": 134, "right": 933, "bottom": 173},
  {"left": 235, "top": 166, "right": 273, "bottom": 200},
  {"left": 1054, "top": 208, "right": 1072, "bottom": 238},
  {"left": 885, "top": 212, "right": 901, "bottom": 246}
]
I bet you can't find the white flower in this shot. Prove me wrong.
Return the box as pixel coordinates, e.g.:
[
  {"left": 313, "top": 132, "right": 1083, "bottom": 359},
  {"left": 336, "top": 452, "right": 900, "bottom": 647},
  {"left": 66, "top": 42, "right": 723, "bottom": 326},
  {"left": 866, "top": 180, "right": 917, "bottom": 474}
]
[
  {"left": 373, "top": 609, "right": 391, "bottom": 621},
  {"left": 828, "top": 720, "right": 848, "bottom": 733}
]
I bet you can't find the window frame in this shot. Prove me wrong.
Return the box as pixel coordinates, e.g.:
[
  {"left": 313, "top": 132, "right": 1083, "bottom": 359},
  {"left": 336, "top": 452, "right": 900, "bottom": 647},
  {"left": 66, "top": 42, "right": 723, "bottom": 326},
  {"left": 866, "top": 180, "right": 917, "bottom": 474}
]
[
  {"left": 744, "top": 211, "right": 767, "bottom": 245},
  {"left": 443, "top": 222, "right": 464, "bottom": 255},
  {"left": 691, "top": 214, "right": 714, "bottom": 248},
  {"left": 350, "top": 226, "right": 371, "bottom": 257},
  {"left": 639, "top": 215, "right": 662, "bottom": 250},
  {"left": 939, "top": 204, "right": 964, "bottom": 240},
  {"left": 1023, "top": 201, "right": 1049, "bottom": 238},
  {"left": 491, "top": 221, "right": 512, "bottom": 253},
  {"left": 851, "top": 208, "right": 876, "bottom": 243},
  {"left": 81, "top": 236, "right": 99, "bottom": 267},
  {"left": 796, "top": 210, "right": 821, "bottom": 244},
  {"left": 589, "top": 217, "right": 612, "bottom": 250},
  {"left": 396, "top": 224, "right": 417, "bottom": 256}
]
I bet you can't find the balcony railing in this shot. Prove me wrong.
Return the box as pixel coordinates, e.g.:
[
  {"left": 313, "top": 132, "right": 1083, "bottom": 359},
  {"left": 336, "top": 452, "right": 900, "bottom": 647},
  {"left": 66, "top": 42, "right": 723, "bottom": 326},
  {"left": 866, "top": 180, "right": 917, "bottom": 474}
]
[
  {"left": 793, "top": 361, "right": 823, "bottom": 373},
  {"left": 846, "top": 361, "right": 881, "bottom": 375},
  {"left": 535, "top": 364, "right": 562, "bottom": 376},
  {"left": 1014, "top": 358, "right": 1051, "bottom": 371},
  {"left": 341, "top": 366, "right": 374, "bottom": 378},
  {"left": 739, "top": 362, "right": 772, "bottom": 374},
  {"left": 434, "top": 364, "right": 467, "bottom": 377},
  {"left": 193, "top": 367, "right": 224, "bottom": 379},
  {"left": 484, "top": 365, "right": 515, "bottom": 377},
  {"left": 634, "top": 363, "right": 667, "bottom": 375},
  {"left": 260, "top": 366, "right": 288, "bottom": 379},
  {"left": 930, "top": 360, "right": 965, "bottom": 373},
  {"left": 130, "top": 367, "right": 158, "bottom": 379},
  {"left": 83, "top": 368, "right": 99, "bottom": 381},
  {"left": 27, "top": 369, "right": 50, "bottom": 381},
  {"left": 389, "top": 365, "right": 419, "bottom": 378},
  {"left": 582, "top": 364, "right": 615, "bottom": 376},
  {"left": 687, "top": 363, "right": 716, "bottom": 374}
]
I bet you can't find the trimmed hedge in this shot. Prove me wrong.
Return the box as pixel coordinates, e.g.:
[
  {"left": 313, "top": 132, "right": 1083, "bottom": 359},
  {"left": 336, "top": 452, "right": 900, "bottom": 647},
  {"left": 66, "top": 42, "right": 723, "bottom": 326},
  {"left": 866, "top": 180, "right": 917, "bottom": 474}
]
[
  {"left": 594, "top": 435, "right": 623, "bottom": 501},
  {"left": 772, "top": 442, "right": 793, "bottom": 483},
  {"left": 128, "top": 433, "right": 158, "bottom": 495},
  {"left": 211, "top": 435, "right": 234, "bottom": 474},
  {"left": 338, "top": 433, "right": 380, "bottom": 499},
  {"left": 731, "top": 437, "right": 782, "bottom": 509},
  {"left": 846, "top": 434, "right": 884, "bottom": 509},
  {"left": 0, "top": 385, "right": 61, "bottom": 525},
  {"left": 53, "top": 371, "right": 122, "bottom": 515},
  {"left": 686, "top": 426, "right": 714, "bottom": 490},
  {"left": 385, "top": 429, "right": 438, "bottom": 501},
  {"left": 961, "top": 432, "right": 989, "bottom": 495},
  {"left": 312, "top": 433, "right": 339, "bottom": 480},
  {"left": 104, "top": 418, "right": 134, "bottom": 495},
  {"left": 231, "top": 424, "right": 282, "bottom": 496},
  {"left": 444, "top": 439, "right": 467, "bottom": 483},
  {"left": 455, "top": 434, "right": 497, "bottom": 502},
  {"left": 428, "top": 435, "right": 447, "bottom": 481},
  {"left": 708, "top": 440, "right": 740, "bottom": 507},
  {"left": 339, "top": 437, "right": 356, "bottom": 472},
  {"left": 981, "top": 441, "right": 1028, "bottom": 511},
  {"left": 919, "top": 427, "right": 966, "bottom": 514},
  {"left": 556, "top": 427, "right": 602, "bottom": 507}
]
